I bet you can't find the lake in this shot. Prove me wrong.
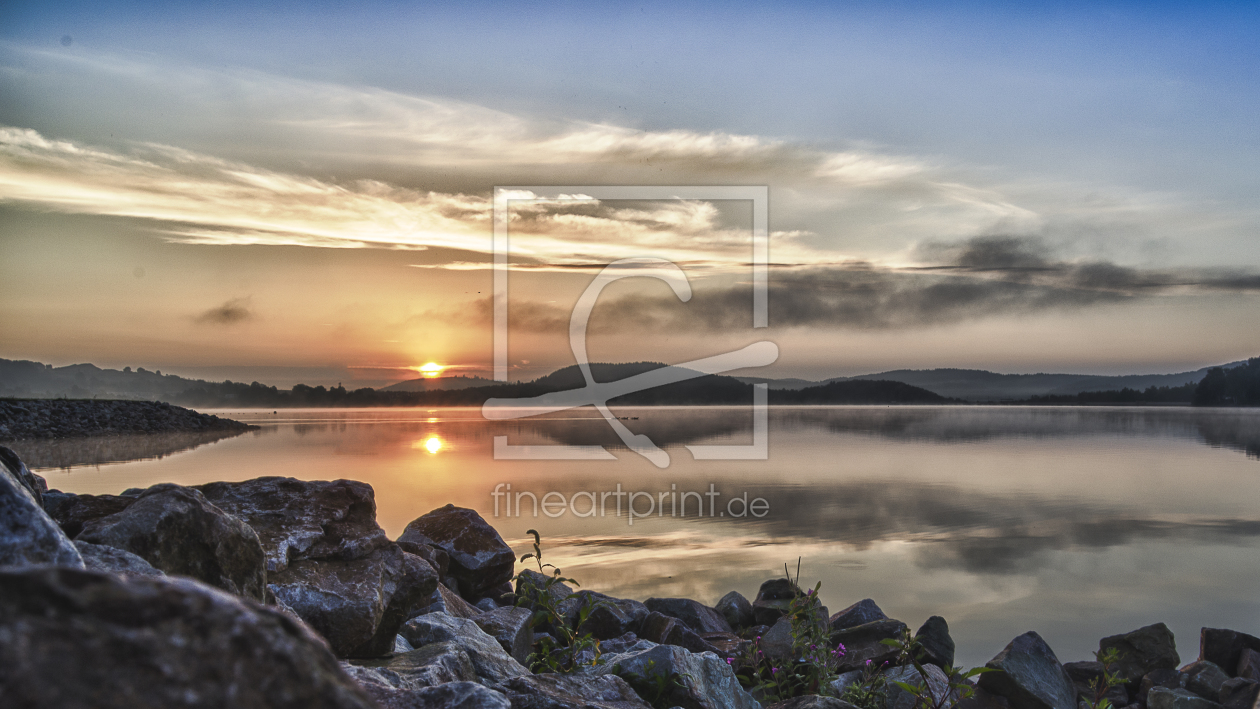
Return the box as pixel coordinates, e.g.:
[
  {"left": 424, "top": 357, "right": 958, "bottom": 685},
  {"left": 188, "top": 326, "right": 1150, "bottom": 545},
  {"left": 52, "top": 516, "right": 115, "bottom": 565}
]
[{"left": 10, "top": 405, "right": 1260, "bottom": 669}]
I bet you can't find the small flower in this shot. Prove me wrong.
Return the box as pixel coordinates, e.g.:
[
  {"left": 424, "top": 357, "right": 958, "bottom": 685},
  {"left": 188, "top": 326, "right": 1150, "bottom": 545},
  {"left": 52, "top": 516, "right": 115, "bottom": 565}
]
[
  {"left": 726, "top": 658, "right": 733, "bottom": 664},
  {"left": 772, "top": 667, "right": 779, "bottom": 674},
  {"left": 866, "top": 659, "right": 872, "bottom": 666}
]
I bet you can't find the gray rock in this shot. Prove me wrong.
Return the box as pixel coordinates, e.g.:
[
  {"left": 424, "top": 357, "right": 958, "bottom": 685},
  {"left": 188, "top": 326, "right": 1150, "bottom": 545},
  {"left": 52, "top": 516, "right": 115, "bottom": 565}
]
[
  {"left": 196, "top": 476, "right": 390, "bottom": 573},
  {"left": 765, "top": 697, "right": 861, "bottom": 709},
  {"left": 1239, "top": 650, "right": 1260, "bottom": 682},
  {"left": 0, "top": 446, "right": 46, "bottom": 506},
  {"left": 1064, "top": 662, "right": 1128, "bottom": 708},
  {"left": 646, "top": 597, "right": 734, "bottom": 634},
  {"left": 475, "top": 606, "right": 535, "bottom": 665},
  {"left": 417, "top": 582, "right": 487, "bottom": 620},
  {"left": 495, "top": 673, "right": 653, "bottom": 709},
  {"left": 829, "top": 670, "right": 864, "bottom": 698},
  {"left": 978, "top": 631, "right": 1077, "bottom": 709},
  {"left": 559, "top": 590, "right": 649, "bottom": 640},
  {"left": 77, "top": 483, "right": 267, "bottom": 601},
  {"left": 1220, "top": 679, "right": 1260, "bottom": 709},
  {"left": 516, "top": 568, "right": 574, "bottom": 606},
  {"left": 1148, "top": 687, "right": 1224, "bottom": 709},
  {"left": 916, "top": 616, "right": 956, "bottom": 670},
  {"left": 74, "top": 540, "right": 164, "bottom": 577},
  {"left": 0, "top": 447, "right": 83, "bottom": 569},
  {"left": 41, "top": 489, "right": 136, "bottom": 537},
  {"left": 956, "top": 685, "right": 1015, "bottom": 709},
  {"left": 717, "top": 591, "right": 756, "bottom": 630},
  {"left": 885, "top": 663, "right": 956, "bottom": 709},
  {"left": 344, "top": 668, "right": 511, "bottom": 709},
  {"left": 351, "top": 641, "right": 480, "bottom": 687},
  {"left": 398, "top": 505, "right": 516, "bottom": 599},
  {"left": 1201, "top": 630, "right": 1260, "bottom": 680},
  {"left": 760, "top": 616, "right": 796, "bottom": 662},
  {"left": 396, "top": 635, "right": 416, "bottom": 653},
  {"left": 753, "top": 578, "right": 802, "bottom": 626},
  {"left": 1100, "top": 623, "right": 1181, "bottom": 687},
  {"left": 640, "top": 611, "right": 725, "bottom": 656},
  {"left": 476, "top": 598, "right": 500, "bottom": 613},
  {"left": 831, "top": 619, "right": 909, "bottom": 673},
  {"left": 829, "top": 599, "right": 888, "bottom": 632},
  {"left": 402, "top": 611, "right": 530, "bottom": 685},
  {"left": 1185, "top": 662, "right": 1231, "bottom": 703},
  {"left": 1140, "top": 670, "right": 1187, "bottom": 704},
  {"left": 0, "top": 566, "right": 376, "bottom": 709},
  {"left": 593, "top": 643, "right": 761, "bottom": 709},
  {"left": 396, "top": 539, "right": 451, "bottom": 581}
]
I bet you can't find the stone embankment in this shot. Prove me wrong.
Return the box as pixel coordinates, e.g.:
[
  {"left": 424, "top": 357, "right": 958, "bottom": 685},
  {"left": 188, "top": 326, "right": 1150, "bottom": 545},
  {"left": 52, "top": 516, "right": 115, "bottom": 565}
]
[
  {"left": 1, "top": 445, "right": 1257, "bottom": 709},
  {"left": 0, "top": 398, "right": 254, "bottom": 440}
]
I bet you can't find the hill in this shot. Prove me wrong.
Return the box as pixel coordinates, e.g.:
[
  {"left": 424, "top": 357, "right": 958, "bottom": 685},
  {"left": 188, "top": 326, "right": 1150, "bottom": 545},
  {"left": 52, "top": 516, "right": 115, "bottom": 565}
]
[{"left": 380, "top": 375, "right": 498, "bottom": 392}]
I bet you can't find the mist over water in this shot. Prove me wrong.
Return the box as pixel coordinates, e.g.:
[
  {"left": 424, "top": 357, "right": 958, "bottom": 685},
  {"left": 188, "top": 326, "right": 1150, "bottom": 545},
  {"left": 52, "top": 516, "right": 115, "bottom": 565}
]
[{"left": 12, "top": 405, "right": 1260, "bottom": 668}]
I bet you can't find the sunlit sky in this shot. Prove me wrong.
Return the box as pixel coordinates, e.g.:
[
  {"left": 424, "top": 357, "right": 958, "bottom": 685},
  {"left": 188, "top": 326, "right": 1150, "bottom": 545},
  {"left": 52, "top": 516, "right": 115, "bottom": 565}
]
[{"left": 2, "top": 1, "right": 1259, "bottom": 386}]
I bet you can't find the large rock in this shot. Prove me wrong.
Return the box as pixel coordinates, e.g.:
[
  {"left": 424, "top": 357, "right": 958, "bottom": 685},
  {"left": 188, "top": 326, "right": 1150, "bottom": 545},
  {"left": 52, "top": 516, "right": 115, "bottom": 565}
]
[
  {"left": 1139, "top": 670, "right": 1186, "bottom": 704},
  {"left": 1064, "top": 662, "right": 1129, "bottom": 708},
  {"left": 1202, "top": 630, "right": 1260, "bottom": 680},
  {"left": 753, "top": 578, "right": 803, "bottom": 626},
  {"left": 717, "top": 591, "right": 755, "bottom": 630},
  {"left": 640, "top": 611, "right": 725, "bottom": 656},
  {"left": 0, "top": 448, "right": 83, "bottom": 569},
  {"left": 1185, "top": 662, "right": 1232, "bottom": 703},
  {"left": 417, "top": 582, "right": 485, "bottom": 620},
  {"left": 0, "top": 446, "right": 47, "bottom": 505},
  {"left": 270, "top": 545, "right": 438, "bottom": 658},
  {"left": 916, "top": 616, "right": 957, "bottom": 670},
  {"left": 398, "top": 505, "right": 515, "bottom": 599},
  {"left": 646, "top": 597, "right": 734, "bottom": 634},
  {"left": 1148, "top": 687, "right": 1224, "bottom": 709},
  {"left": 592, "top": 643, "right": 761, "bottom": 709},
  {"left": 1239, "top": 650, "right": 1260, "bottom": 682},
  {"left": 342, "top": 669, "right": 511, "bottom": 709},
  {"left": 494, "top": 674, "right": 653, "bottom": 709},
  {"left": 402, "top": 611, "right": 530, "bottom": 685},
  {"left": 74, "top": 540, "right": 164, "bottom": 577},
  {"left": 760, "top": 616, "right": 796, "bottom": 662},
  {"left": 956, "top": 685, "right": 1015, "bottom": 709},
  {"left": 0, "top": 567, "right": 376, "bottom": 709},
  {"left": 559, "top": 591, "right": 649, "bottom": 640},
  {"left": 350, "top": 641, "right": 480, "bottom": 687},
  {"left": 829, "top": 599, "right": 888, "bottom": 632},
  {"left": 475, "top": 606, "right": 535, "bottom": 665},
  {"left": 831, "top": 619, "right": 909, "bottom": 673},
  {"left": 1220, "top": 679, "right": 1260, "bottom": 709},
  {"left": 978, "top": 631, "right": 1077, "bottom": 709},
  {"left": 76, "top": 483, "right": 267, "bottom": 602},
  {"left": 41, "top": 489, "right": 136, "bottom": 537},
  {"left": 516, "top": 568, "right": 574, "bottom": 607},
  {"left": 196, "top": 477, "right": 390, "bottom": 572},
  {"left": 1099, "top": 623, "right": 1181, "bottom": 687},
  {"left": 885, "top": 663, "right": 956, "bottom": 709},
  {"left": 766, "top": 697, "right": 860, "bottom": 709}
]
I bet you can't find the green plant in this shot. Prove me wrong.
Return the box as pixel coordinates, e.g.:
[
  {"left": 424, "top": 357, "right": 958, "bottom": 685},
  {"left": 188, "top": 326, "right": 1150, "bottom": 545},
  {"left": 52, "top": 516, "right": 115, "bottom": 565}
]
[
  {"left": 613, "top": 659, "right": 690, "bottom": 709},
  {"left": 840, "top": 660, "right": 889, "bottom": 709},
  {"left": 880, "top": 627, "right": 995, "bottom": 709},
  {"left": 513, "top": 529, "right": 605, "bottom": 673},
  {"left": 1083, "top": 647, "right": 1126, "bottom": 709}
]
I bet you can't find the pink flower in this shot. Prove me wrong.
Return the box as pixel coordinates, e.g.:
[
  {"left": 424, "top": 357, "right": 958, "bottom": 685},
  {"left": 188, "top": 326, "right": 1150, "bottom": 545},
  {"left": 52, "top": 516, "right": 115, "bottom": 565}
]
[{"left": 866, "top": 659, "right": 872, "bottom": 666}]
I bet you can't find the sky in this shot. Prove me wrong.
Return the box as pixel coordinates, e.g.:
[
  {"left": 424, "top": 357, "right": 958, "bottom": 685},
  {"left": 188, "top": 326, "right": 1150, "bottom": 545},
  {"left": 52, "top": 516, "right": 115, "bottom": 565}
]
[{"left": 1, "top": 1, "right": 1259, "bottom": 386}]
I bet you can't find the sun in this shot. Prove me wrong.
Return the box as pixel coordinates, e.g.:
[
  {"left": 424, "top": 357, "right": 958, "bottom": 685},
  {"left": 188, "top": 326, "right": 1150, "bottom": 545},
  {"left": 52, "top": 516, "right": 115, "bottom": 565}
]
[
  {"left": 423, "top": 437, "right": 442, "bottom": 454},
  {"left": 419, "top": 362, "right": 444, "bottom": 378}
]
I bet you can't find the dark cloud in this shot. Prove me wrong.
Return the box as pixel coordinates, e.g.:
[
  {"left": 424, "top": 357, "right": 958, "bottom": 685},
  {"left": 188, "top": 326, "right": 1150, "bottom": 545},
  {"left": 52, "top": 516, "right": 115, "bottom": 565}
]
[{"left": 195, "top": 297, "right": 253, "bottom": 325}]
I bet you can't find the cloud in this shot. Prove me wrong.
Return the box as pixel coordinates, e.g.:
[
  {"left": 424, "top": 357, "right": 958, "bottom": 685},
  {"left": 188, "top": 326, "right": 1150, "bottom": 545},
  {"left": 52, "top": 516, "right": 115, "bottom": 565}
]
[{"left": 195, "top": 298, "right": 254, "bottom": 325}]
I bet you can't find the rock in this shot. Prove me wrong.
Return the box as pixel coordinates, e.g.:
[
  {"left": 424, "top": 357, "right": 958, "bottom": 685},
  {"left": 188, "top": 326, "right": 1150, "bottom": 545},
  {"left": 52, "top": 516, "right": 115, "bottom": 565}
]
[
  {"left": 0, "top": 399, "right": 253, "bottom": 440},
  {"left": 494, "top": 673, "right": 653, "bottom": 709},
  {"left": 0, "top": 445, "right": 46, "bottom": 506},
  {"left": 0, "top": 566, "right": 376, "bottom": 709},
  {"left": 270, "top": 545, "right": 438, "bottom": 658},
  {"left": 978, "top": 631, "right": 1077, "bottom": 709},
  {"left": 640, "top": 611, "right": 725, "bottom": 656},
  {"left": 1148, "top": 687, "right": 1224, "bottom": 709},
  {"left": 829, "top": 599, "right": 888, "bottom": 632},
  {"left": 344, "top": 668, "right": 512, "bottom": 709},
  {"left": 41, "top": 489, "right": 136, "bottom": 538},
  {"left": 351, "top": 641, "right": 480, "bottom": 687},
  {"left": 1239, "top": 650, "right": 1260, "bottom": 682},
  {"left": 1185, "top": 662, "right": 1231, "bottom": 703},
  {"left": 475, "top": 606, "right": 535, "bottom": 665},
  {"left": 74, "top": 540, "right": 164, "bottom": 577},
  {"left": 766, "top": 697, "right": 860, "bottom": 709},
  {"left": 1100, "top": 624, "right": 1181, "bottom": 687},
  {"left": 956, "top": 685, "right": 1015, "bottom": 709},
  {"left": 196, "top": 477, "right": 390, "bottom": 573},
  {"left": 0, "top": 448, "right": 83, "bottom": 569},
  {"left": 1140, "top": 670, "right": 1187, "bottom": 704},
  {"left": 76, "top": 483, "right": 267, "bottom": 601},
  {"left": 1065, "top": 662, "right": 1129, "bottom": 707},
  {"left": 417, "top": 582, "right": 486, "bottom": 620},
  {"left": 476, "top": 598, "right": 500, "bottom": 613},
  {"left": 396, "top": 539, "right": 451, "bottom": 581},
  {"left": 916, "top": 616, "right": 957, "bottom": 669},
  {"left": 398, "top": 505, "right": 515, "bottom": 599},
  {"left": 396, "top": 635, "right": 416, "bottom": 653},
  {"left": 1220, "top": 679, "right": 1260, "bottom": 709},
  {"left": 702, "top": 632, "right": 748, "bottom": 658},
  {"left": 885, "top": 663, "right": 956, "bottom": 709},
  {"left": 593, "top": 643, "right": 761, "bottom": 709},
  {"left": 829, "top": 670, "right": 864, "bottom": 698},
  {"left": 761, "top": 617, "right": 796, "bottom": 662},
  {"left": 402, "top": 611, "right": 530, "bottom": 685},
  {"left": 516, "top": 568, "right": 574, "bottom": 606},
  {"left": 559, "top": 591, "right": 649, "bottom": 640},
  {"left": 1201, "top": 630, "right": 1260, "bottom": 679},
  {"left": 646, "top": 597, "right": 734, "bottom": 634},
  {"left": 753, "top": 578, "right": 803, "bottom": 626},
  {"left": 717, "top": 591, "right": 756, "bottom": 630},
  {"left": 831, "top": 619, "right": 909, "bottom": 673}
]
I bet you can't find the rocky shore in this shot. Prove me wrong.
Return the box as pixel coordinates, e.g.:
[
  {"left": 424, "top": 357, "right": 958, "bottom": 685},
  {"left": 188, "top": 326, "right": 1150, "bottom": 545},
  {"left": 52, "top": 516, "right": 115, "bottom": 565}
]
[
  {"left": 0, "top": 398, "right": 255, "bottom": 440},
  {"left": 2, "top": 444, "right": 1258, "bottom": 709}
]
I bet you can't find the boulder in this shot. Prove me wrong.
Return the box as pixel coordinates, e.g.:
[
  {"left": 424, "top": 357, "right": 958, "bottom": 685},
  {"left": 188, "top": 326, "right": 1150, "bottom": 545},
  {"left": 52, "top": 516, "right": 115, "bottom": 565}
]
[
  {"left": 398, "top": 505, "right": 515, "bottom": 599},
  {"left": 0, "top": 448, "right": 83, "bottom": 569},
  {"left": 1148, "top": 687, "right": 1223, "bottom": 709},
  {"left": 41, "top": 489, "right": 136, "bottom": 537},
  {"left": 646, "top": 597, "right": 734, "bottom": 634},
  {"left": 640, "top": 611, "right": 725, "bottom": 656},
  {"left": 916, "top": 616, "right": 957, "bottom": 670},
  {"left": 701, "top": 631, "right": 748, "bottom": 658},
  {"left": 592, "top": 643, "right": 761, "bottom": 709},
  {"left": 0, "top": 446, "right": 46, "bottom": 505},
  {"left": 475, "top": 606, "right": 535, "bottom": 665},
  {"left": 956, "top": 685, "right": 1015, "bottom": 709},
  {"left": 74, "top": 540, "right": 164, "bottom": 577},
  {"left": 196, "top": 477, "right": 390, "bottom": 573},
  {"left": 396, "top": 539, "right": 451, "bottom": 581},
  {"left": 350, "top": 641, "right": 480, "bottom": 687},
  {"left": 1201, "top": 630, "right": 1260, "bottom": 678},
  {"left": 978, "top": 631, "right": 1077, "bottom": 709},
  {"left": 270, "top": 545, "right": 438, "bottom": 658},
  {"left": 753, "top": 578, "right": 802, "bottom": 626},
  {"left": 402, "top": 611, "right": 530, "bottom": 685},
  {"left": 1064, "top": 662, "right": 1129, "bottom": 708},
  {"left": 343, "top": 668, "right": 511, "bottom": 709},
  {"left": 829, "top": 599, "right": 888, "bottom": 632},
  {"left": 417, "top": 582, "right": 485, "bottom": 620},
  {"left": 1239, "top": 651, "right": 1260, "bottom": 682},
  {"left": 1185, "top": 662, "right": 1231, "bottom": 703},
  {"left": 766, "top": 697, "right": 860, "bottom": 709},
  {"left": 1140, "top": 670, "right": 1186, "bottom": 704},
  {"left": 885, "top": 663, "right": 956, "bottom": 709},
  {"left": 1220, "top": 679, "right": 1260, "bottom": 709},
  {"left": 516, "top": 568, "right": 574, "bottom": 607},
  {"left": 559, "top": 590, "right": 649, "bottom": 640},
  {"left": 829, "top": 670, "right": 864, "bottom": 698},
  {"left": 0, "top": 567, "right": 376, "bottom": 709},
  {"left": 1099, "top": 624, "right": 1181, "bottom": 687},
  {"left": 831, "top": 619, "right": 909, "bottom": 673},
  {"left": 760, "top": 616, "right": 796, "bottom": 662},
  {"left": 476, "top": 598, "right": 499, "bottom": 613},
  {"left": 717, "top": 590, "right": 756, "bottom": 630},
  {"left": 494, "top": 673, "right": 653, "bottom": 709}
]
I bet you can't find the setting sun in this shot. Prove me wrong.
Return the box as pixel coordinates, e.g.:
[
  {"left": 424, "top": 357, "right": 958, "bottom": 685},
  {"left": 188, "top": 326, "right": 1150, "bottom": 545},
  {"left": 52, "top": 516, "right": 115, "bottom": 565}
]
[
  {"left": 419, "top": 362, "right": 444, "bottom": 378},
  {"left": 422, "top": 436, "right": 442, "bottom": 454}
]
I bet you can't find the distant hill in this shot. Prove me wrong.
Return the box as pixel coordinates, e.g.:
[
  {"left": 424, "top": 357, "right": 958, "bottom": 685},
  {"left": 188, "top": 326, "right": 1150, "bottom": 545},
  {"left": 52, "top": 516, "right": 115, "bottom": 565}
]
[{"left": 380, "top": 375, "right": 498, "bottom": 392}]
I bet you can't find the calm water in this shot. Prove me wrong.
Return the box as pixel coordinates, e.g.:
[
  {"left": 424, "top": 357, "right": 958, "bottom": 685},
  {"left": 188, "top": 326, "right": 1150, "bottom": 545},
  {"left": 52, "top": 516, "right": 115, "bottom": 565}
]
[{"left": 10, "top": 405, "right": 1260, "bottom": 668}]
